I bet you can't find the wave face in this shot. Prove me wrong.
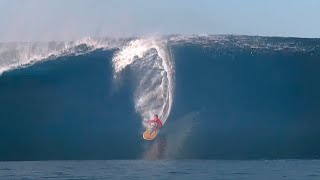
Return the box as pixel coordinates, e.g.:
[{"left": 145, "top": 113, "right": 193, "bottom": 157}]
[{"left": 1, "top": 35, "right": 320, "bottom": 160}]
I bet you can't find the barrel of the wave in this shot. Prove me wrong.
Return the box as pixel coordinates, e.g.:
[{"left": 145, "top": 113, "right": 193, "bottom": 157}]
[{"left": 143, "top": 115, "right": 163, "bottom": 141}]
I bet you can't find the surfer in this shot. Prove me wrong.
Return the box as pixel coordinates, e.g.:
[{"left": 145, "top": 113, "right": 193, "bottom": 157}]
[{"left": 146, "top": 114, "right": 163, "bottom": 133}]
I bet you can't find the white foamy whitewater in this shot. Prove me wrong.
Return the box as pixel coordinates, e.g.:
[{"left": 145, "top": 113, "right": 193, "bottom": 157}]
[
  {"left": 0, "top": 37, "right": 124, "bottom": 75},
  {"left": 112, "top": 38, "right": 175, "bottom": 127}
]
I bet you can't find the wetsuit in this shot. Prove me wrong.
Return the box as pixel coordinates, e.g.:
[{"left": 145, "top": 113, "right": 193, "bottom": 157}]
[{"left": 148, "top": 117, "right": 163, "bottom": 133}]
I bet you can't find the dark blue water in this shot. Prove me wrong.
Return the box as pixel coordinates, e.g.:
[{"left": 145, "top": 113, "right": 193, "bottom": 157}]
[
  {"left": 0, "top": 35, "right": 320, "bottom": 161},
  {"left": 0, "top": 160, "right": 320, "bottom": 180}
]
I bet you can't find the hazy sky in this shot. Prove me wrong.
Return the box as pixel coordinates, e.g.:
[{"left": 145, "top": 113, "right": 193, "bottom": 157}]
[{"left": 1, "top": 0, "right": 320, "bottom": 41}]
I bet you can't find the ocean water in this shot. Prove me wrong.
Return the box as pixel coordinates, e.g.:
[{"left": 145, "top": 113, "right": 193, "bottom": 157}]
[
  {"left": 0, "top": 160, "right": 320, "bottom": 180},
  {"left": 0, "top": 35, "right": 320, "bottom": 163}
]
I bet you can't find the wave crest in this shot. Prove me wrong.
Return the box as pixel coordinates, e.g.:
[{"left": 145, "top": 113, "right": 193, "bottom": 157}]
[{"left": 0, "top": 37, "right": 124, "bottom": 75}]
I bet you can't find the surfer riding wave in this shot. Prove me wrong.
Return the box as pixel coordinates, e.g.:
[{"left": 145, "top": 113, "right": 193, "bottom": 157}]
[{"left": 145, "top": 115, "right": 163, "bottom": 134}]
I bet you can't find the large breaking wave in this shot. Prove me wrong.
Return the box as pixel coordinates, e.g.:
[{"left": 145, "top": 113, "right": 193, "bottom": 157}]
[{"left": 1, "top": 35, "right": 320, "bottom": 160}]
